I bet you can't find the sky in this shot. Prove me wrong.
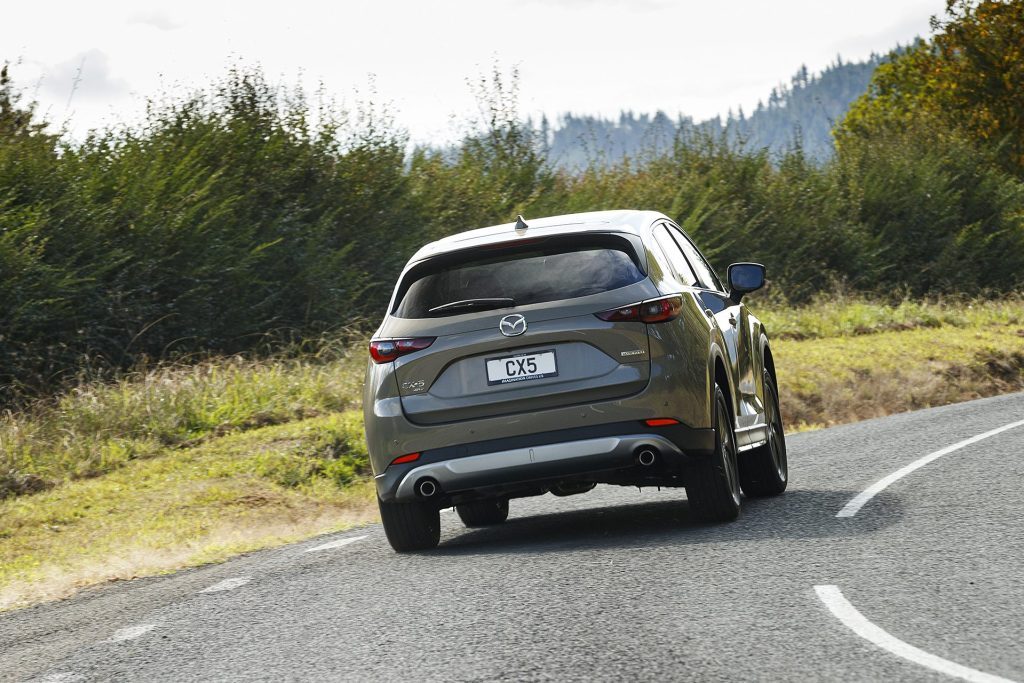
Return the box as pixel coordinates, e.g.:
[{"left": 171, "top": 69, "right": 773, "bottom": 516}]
[{"left": 2, "top": 0, "right": 942, "bottom": 144}]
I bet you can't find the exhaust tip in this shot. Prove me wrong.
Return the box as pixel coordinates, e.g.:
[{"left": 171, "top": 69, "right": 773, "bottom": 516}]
[
  {"left": 416, "top": 478, "right": 440, "bottom": 498},
  {"left": 637, "top": 448, "right": 657, "bottom": 467}
]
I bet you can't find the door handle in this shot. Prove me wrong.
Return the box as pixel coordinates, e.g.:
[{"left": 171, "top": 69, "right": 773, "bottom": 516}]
[{"left": 728, "top": 313, "right": 737, "bottom": 327}]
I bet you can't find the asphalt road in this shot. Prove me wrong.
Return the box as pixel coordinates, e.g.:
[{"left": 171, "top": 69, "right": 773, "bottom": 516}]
[{"left": 2, "top": 392, "right": 1023, "bottom": 682}]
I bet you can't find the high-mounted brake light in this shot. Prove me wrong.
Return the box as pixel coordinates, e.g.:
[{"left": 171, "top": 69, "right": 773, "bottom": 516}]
[
  {"left": 389, "top": 452, "right": 421, "bottom": 466},
  {"left": 479, "top": 237, "right": 545, "bottom": 250},
  {"left": 596, "top": 295, "right": 683, "bottom": 324},
  {"left": 644, "top": 418, "right": 680, "bottom": 427},
  {"left": 369, "top": 337, "right": 436, "bottom": 364}
]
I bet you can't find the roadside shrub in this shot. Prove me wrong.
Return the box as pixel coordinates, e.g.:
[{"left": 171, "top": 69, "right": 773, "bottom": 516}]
[{"left": 2, "top": 58, "right": 1024, "bottom": 401}]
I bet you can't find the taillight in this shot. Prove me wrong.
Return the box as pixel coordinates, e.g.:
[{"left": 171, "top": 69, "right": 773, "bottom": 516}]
[
  {"left": 369, "top": 337, "right": 435, "bottom": 364},
  {"left": 596, "top": 295, "right": 683, "bottom": 324},
  {"left": 596, "top": 303, "right": 642, "bottom": 322}
]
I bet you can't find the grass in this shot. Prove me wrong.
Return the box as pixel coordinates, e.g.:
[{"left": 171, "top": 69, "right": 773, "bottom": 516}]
[
  {"left": 758, "top": 294, "right": 1024, "bottom": 341},
  {"left": 0, "top": 412, "right": 376, "bottom": 611},
  {"left": 755, "top": 295, "right": 1024, "bottom": 428},
  {"left": 1, "top": 350, "right": 365, "bottom": 498},
  {"left": 775, "top": 327, "right": 1024, "bottom": 430},
  {"left": 1, "top": 295, "right": 1023, "bottom": 610}
]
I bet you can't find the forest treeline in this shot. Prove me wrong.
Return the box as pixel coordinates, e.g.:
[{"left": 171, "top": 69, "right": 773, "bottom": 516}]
[
  {"left": 548, "top": 53, "right": 884, "bottom": 167},
  {"left": 1, "top": 0, "right": 1023, "bottom": 401}
]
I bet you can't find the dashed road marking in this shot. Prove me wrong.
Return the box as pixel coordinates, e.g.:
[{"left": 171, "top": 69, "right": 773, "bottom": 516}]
[
  {"left": 33, "top": 674, "right": 85, "bottom": 683},
  {"left": 108, "top": 624, "right": 156, "bottom": 643},
  {"left": 837, "top": 418, "right": 1024, "bottom": 517},
  {"left": 200, "top": 577, "right": 251, "bottom": 593},
  {"left": 814, "top": 585, "right": 1017, "bottom": 683},
  {"left": 305, "top": 535, "right": 367, "bottom": 553}
]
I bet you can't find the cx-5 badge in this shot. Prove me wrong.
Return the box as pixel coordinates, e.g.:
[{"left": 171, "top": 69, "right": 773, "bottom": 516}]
[{"left": 499, "top": 314, "right": 527, "bottom": 337}]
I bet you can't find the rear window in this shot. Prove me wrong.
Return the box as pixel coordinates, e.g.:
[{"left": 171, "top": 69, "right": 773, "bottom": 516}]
[{"left": 393, "top": 235, "right": 646, "bottom": 318}]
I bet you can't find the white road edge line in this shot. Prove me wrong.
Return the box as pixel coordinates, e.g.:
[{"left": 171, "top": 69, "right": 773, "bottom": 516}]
[
  {"left": 837, "top": 418, "right": 1024, "bottom": 517},
  {"left": 305, "top": 534, "right": 367, "bottom": 553},
  {"left": 814, "top": 585, "right": 1017, "bottom": 683},
  {"left": 200, "top": 576, "right": 251, "bottom": 593},
  {"left": 108, "top": 624, "right": 156, "bottom": 643}
]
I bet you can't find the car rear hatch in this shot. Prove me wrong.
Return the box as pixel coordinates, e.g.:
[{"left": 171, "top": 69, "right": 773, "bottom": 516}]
[{"left": 378, "top": 232, "right": 663, "bottom": 425}]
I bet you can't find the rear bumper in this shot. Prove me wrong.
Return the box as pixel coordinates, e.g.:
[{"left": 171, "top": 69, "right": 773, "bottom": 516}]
[{"left": 375, "top": 420, "right": 715, "bottom": 502}]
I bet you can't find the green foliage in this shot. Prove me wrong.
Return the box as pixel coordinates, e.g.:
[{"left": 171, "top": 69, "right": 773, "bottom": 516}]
[
  {"left": 0, "top": 67, "right": 417, "bottom": 399},
  {"left": 935, "top": 0, "right": 1024, "bottom": 170},
  {"left": 838, "top": 0, "right": 1024, "bottom": 175},
  {"left": 837, "top": 40, "right": 940, "bottom": 145},
  {"left": 829, "top": 2, "right": 1024, "bottom": 293},
  {"left": 3, "top": 31, "right": 1024, "bottom": 400},
  {"left": 836, "top": 120, "right": 1024, "bottom": 293},
  {"left": 409, "top": 64, "right": 555, "bottom": 238}
]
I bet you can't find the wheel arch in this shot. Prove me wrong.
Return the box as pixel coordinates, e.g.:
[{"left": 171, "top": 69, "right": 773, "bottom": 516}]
[
  {"left": 708, "top": 345, "right": 736, "bottom": 430},
  {"left": 760, "top": 333, "right": 777, "bottom": 385}
]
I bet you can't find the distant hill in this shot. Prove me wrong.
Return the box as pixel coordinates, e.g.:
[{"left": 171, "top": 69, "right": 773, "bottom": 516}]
[{"left": 545, "top": 54, "right": 886, "bottom": 168}]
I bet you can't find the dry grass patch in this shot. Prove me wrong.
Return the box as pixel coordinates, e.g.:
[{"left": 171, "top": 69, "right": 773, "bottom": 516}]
[
  {"left": 0, "top": 412, "right": 377, "bottom": 611},
  {"left": 775, "top": 325, "right": 1024, "bottom": 430},
  {"left": 1, "top": 350, "right": 365, "bottom": 498}
]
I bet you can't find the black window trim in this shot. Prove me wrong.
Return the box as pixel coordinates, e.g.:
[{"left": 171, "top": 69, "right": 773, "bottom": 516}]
[
  {"left": 663, "top": 221, "right": 725, "bottom": 293},
  {"left": 651, "top": 222, "right": 698, "bottom": 288}
]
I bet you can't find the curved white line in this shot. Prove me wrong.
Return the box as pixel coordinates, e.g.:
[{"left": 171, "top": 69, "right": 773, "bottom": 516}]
[
  {"left": 815, "top": 585, "right": 1018, "bottom": 683},
  {"left": 837, "top": 418, "right": 1024, "bottom": 517}
]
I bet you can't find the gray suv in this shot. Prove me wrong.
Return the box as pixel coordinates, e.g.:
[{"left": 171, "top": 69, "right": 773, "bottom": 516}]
[{"left": 364, "top": 210, "right": 787, "bottom": 551}]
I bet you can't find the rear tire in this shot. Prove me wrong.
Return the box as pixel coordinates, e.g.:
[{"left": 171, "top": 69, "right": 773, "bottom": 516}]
[
  {"left": 378, "top": 496, "right": 440, "bottom": 552},
  {"left": 456, "top": 498, "right": 509, "bottom": 527},
  {"left": 739, "top": 370, "right": 788, "bottom": 497},
  {"left": 686, "top": 384, "right": 741, "bottom": 522}
]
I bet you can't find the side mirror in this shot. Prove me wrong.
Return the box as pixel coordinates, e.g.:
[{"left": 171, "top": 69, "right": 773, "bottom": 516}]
[{"left": 727, "top": 263, "right": 766, "bottom": 303}]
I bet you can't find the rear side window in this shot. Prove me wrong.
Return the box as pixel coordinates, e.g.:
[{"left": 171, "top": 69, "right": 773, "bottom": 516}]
[
  {"left": 668, "top": 225, "right": 724, "bottom": 292},
  {"left": 393, "top": 235, "right": 646, "bottom": 318},
  {"left": 653, "top": 225, "right": 698, "bottom": 287}
]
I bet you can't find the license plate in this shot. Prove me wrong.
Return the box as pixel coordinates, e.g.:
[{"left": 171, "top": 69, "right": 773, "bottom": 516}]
[{"left": 486, "top": 350, "right": 558, "bottom": 385}]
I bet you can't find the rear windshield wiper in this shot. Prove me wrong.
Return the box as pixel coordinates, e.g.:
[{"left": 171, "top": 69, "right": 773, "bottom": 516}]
[{"left": 428, "top": 298, "right": 516, "bottom": 315}]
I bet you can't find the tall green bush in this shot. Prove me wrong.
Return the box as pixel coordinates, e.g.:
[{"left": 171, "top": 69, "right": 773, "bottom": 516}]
[
  {"left": 1, "top": 67, "right": 418, "bottom": 398},
  {"left": 2, "top": 41, "right": 1024, "bottom": 401}
]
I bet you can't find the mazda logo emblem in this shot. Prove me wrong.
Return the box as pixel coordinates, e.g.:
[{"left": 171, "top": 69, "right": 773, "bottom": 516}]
[{"left": 499, "top": 314, "right": 527, "bottom": 337}]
